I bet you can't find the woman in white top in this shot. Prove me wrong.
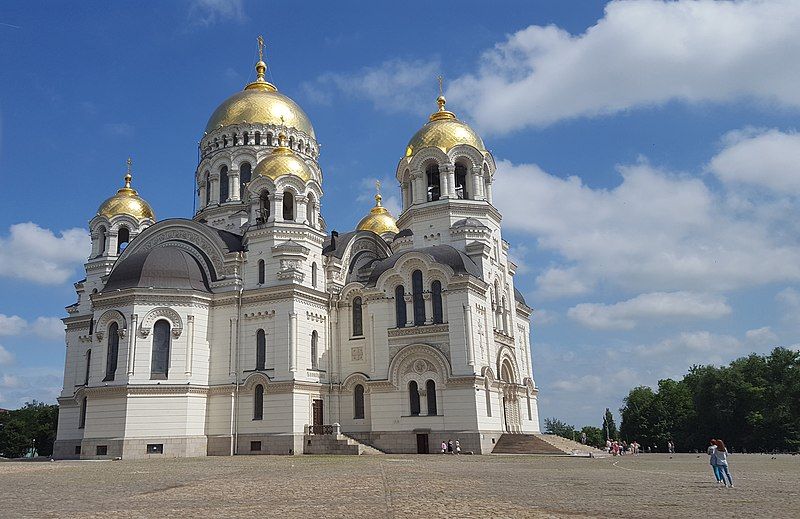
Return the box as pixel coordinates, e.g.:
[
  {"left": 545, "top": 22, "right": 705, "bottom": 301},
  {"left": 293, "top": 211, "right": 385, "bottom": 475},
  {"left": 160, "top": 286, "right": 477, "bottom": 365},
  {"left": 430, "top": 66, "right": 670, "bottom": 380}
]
[
  {"left": 707, "top": 439, "right": 723, "bottom": 483},
  {"left": 713, "top": 439, "right": 734, "bottom": 487}
]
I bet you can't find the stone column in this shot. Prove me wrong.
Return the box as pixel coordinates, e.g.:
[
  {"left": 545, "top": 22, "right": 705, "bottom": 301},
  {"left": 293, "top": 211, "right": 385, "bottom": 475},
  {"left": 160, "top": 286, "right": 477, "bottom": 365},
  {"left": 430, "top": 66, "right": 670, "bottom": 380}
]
[
  {"left": 229, "top": 317, "right": 237, "bottom": 378},
  {"left": 441, "top": 164, "right": 455, "bottom": 199},
  {"left": 273, "top": 193, "right": 283, "bottom": 222},
  {"left": 423, "top": 293, "right": 433, "bottom": 325},
  {"left": 198, "top": 182, "right": 207, "bottom": 209},
  {"left": 411, "top": 171, "right": 424, "bottom": 204},
  {"left": 185, "top": 315, "right": 194, "bottom": 377},
  {"left": 404, "top": 294, "right": 414, "bottom": 327},
  {"left": 289, "top": 312, "right": 297, "bottom": 372},
  {"left": 485, "top": 177, "right": 493, "bottom": 204},
  {"left": 464, "top": 304, "right": 474, "bottom": 367},
  {"left": 229, "top": 168, "right": 240, "bottom": 201},
  {"left": 210, "top": 173, "right": 220, "bottom": 204},
  {"left": 127, "top": 314, "right": 137, "bottom": 376},
  {"left": 108, "top": 232, "right": 119, "bottom": 257},
  {"left": 296, "top": 195, "right": 308, "bottom": 225},
  {"left": 472, "top": 166, "right": 483, "bottom": 200}
]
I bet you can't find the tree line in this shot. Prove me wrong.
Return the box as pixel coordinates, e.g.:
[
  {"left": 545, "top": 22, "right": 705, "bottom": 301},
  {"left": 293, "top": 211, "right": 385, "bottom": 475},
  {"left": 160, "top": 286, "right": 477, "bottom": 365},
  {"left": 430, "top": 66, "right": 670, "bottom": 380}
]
[
  {"left": 545, "top": 347, "right": 800, "bottom": 453},
  {"left": 0, "top": 401, "right": 59, "bottom": 458}
]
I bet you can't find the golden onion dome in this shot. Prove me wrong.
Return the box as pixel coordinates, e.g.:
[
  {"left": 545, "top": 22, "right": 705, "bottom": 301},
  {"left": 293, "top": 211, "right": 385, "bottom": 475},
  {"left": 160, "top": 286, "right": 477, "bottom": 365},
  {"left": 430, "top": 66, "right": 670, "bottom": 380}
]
[
  {"left": 357, "top": 190, "right": 399, "bottom": 236},
  {"left": 253, "top": 133, "right": 313, "bottom": 182},
  {"left": 97, "top": 163, "right": 155, "bottom": 220},
  {"left": 405, "top": 95, "right": 484, "bottom": 157},
  {"left": 204, "top": 56, "right": 315, "bottom": 138}
]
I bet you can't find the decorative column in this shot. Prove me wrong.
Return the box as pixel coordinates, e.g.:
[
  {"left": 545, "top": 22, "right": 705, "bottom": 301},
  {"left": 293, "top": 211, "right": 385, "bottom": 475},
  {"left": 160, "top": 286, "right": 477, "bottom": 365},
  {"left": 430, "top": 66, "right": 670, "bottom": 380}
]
[
  {"left": 229, "top": 168, "right": 241, "bottom": 201},
  {"left": 229, "top": 317, "right": 237, "bottom": 378},
  {"left": 404, "top": 294, "right": 414, "bottom": 327},
  {"left": 107, "top": 232, "right": 119, "bottom": 257},
  {"left": 410, "top": 171, "right": 424, "bottom": 204},
  {"left": 441, "top": 164, "right": 455, "bottom": 199},
  {"left": 210, "top": 173, "right": 220, "bottom": 204},
  {"left": 369, "top": 313, "right": 376, "bottom": 375},
  {"left": 463, "top": 304, "right": 474, "bottom": 367},
  {"left": 273, "top": 193, "right": 283, "bottom": 222},
  {"left": 185, "top": 315, "right": 194, "bottom": 377},
  {"left": 485, "top": 176, "right": 493, "bottom": 204},
  {"left": 472, "top": 166, "right": 483, "bottom": 200},
  {"left": 127, "top": 314, "right": 137, "bottom": 376},
  {"left": 198, "top": 182, "right": 207, "bottom": 209},
  {"left": 289, "top": 312, "right": 297, "bottom": 372},
  {"left": 423, "top": 293, "right": 433, "bottom": 325},
  {"left": 296, "top": 195, "right": 308, "bottom": 225}
]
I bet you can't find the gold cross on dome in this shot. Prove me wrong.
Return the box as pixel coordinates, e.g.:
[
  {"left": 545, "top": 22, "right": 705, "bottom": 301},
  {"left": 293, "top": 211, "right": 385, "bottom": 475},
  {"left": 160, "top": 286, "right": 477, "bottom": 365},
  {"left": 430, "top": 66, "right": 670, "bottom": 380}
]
[
  {"left": 257, "top": 35, "right": 264, "bottom": 61},
  {"left": 437, "top": 75, "right": 444, "bottom": 96},
  {"left": 126, "top": 157, "right": 132, "bottom": 174},
  {"left": 375, "top": 179, "right": 381, "bottom": 195}
]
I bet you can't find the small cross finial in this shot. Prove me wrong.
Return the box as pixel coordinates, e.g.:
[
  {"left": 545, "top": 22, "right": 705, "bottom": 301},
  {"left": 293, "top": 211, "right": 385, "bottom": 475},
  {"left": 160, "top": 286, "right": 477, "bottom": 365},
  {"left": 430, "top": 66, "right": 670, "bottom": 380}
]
[
  {"left": 257, "top": 35, "right": 264, "bottom": 62},
  {"left": 437, "top": 75, "right": 444, "bottom": 97},
  {"left": 124, "top": 157, "right": 132, "bottom": 187},
  {"left": 375, "top": 179, "right": 381, "bottom": 194}
]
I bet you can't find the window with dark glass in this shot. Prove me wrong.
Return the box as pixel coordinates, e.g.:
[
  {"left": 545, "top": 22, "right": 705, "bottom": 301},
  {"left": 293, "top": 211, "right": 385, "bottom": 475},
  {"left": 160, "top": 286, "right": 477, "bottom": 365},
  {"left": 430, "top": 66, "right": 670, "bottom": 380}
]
[
  {"left": 79, "top": 396, "right": 87, "bottom": 428},
  {"left": 240, "top": 162, "right": 252, "bottom": 191},
  {"left": 98, "top": 227, "right": 106, "bottom": 256},
  {"left": 283, "top": 191, "right": 294, "bottom": 221},
  {"left": 104, "top": 322, "right": 119, "bottom": 381},
  {"left": 432, "top": 281, "right": 443, "bottom": 324},
  {"left": 205, "top": 172, "right": 211, "bottom": 205},
  {"left": 219, "top": 166, "right": 229, "bottom": 202},
  {"left": 259, "top": 190, "right": 270, "bottom": 222},
  {"left": 426, "top": 380, "right": 437, "bottom": 416},
  {"left": 84, "top": 349, "right": 91, "bottom": 385},
  {"left": 409, "top": 381, "right": 420, "bottom": 416},
  {"left": 312, "top": 262, "right": 318, "bottom": 288},
  {"left": 116, "top": 227, "right": 130, "bottom": 254},
  {"left": 150, "top": 319, "right": 171, "bottom": 378},
  {"left": 258, "top": 259, "right": 265, "bottom": 284},
  {"left": 455, "top": 163, "right": 469, "bottom": 199},
  {"left": 426, "top": 164, "right": 440, "bottom": 201},
  {"left": 254, "top": 384, "right": 264, "bottom": 420},
  {"left": 412, "top": 270, "right": 425, "bottom": 325},
  {"left": 395, "top": 285, "right": 406, "bottom": 328},
  {"left": 255, "top": 131, "right": 261, "bottom": 145},
  {"left": 256, "top": 329, "right": 266, "bottom": 370},
  {"left": 352, "top": 297, "right": 363, "bottom": 336},
  {"left": 354, "top": 384, "right": 365, "bottom": 419},
  {"left": 311, "top": 331, "right": 318, "bottom": 369}
]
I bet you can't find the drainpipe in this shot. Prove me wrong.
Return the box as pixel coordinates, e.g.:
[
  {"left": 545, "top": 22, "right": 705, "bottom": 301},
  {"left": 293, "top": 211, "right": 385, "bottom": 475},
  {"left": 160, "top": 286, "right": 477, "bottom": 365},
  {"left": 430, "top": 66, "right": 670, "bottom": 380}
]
[{"left": 233, "top": 280, "right": 244, "bottom": 455}]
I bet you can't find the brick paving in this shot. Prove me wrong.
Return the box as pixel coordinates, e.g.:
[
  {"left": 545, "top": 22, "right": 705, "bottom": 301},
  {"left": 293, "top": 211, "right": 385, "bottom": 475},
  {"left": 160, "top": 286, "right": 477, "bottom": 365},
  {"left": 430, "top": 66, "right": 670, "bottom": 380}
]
[{"left": 0, "top": 453, "right": 798, "bottom": 518}]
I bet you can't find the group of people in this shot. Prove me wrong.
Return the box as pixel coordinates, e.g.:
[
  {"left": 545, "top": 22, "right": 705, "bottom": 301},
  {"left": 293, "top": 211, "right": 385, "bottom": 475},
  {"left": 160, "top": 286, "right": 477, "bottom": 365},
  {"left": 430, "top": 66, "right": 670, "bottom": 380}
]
[
  {"left": 604, "top": 439, "right": 641, "bottom": 455},
  {"left": 441, "top": 439, "right": 461, "bottom": 454},
  {"left": 707, "top": 439, "right": 734, "bottom": 488}
]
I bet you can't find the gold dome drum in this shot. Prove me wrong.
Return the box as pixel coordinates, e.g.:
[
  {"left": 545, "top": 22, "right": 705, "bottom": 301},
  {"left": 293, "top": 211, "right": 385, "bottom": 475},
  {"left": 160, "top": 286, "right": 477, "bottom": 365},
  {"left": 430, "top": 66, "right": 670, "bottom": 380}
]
[
  {"left": 205, "top": 89, "right": 316, "bottom": 138},
  {"left": 97, "top": 173, "right": 155, "bottom": 220}
]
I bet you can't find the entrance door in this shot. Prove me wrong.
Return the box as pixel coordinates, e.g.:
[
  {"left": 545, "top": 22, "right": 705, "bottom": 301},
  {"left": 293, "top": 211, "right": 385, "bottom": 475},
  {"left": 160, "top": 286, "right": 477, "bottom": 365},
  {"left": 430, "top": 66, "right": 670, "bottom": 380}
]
[
  {"left": 416, "top": 433, "right": 429, "bottom": 454},
  {"left": 502, "top": 397, "right": 510, "bottom": 432},
  {"left": 312, "top": 399, "right": 323, "bottom": 434}
]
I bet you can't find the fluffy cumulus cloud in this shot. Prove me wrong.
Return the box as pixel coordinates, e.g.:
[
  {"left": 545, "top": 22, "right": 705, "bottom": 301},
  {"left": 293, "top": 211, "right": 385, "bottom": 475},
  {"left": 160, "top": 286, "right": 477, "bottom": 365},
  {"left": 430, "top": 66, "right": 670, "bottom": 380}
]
[
  {"left": 568, "top": 292, "right": 731, "bottom": 330},
  {"left": 0, "top": 223, "right": 89, "bottom": 285},
  {"left": 0, "top": 315, "right": 27, "bottom": 336},
  {"left": 0, "top": 345, "right": 13, "bottom": 365},
  {"left": 492, "top": 158, "right": 800, "bottom": 297},
  {"left": 0, "top": 366, "right": 63, "bottom": 407},
  {"left": 449, "top": 0, "right": 800, "bottom": 133},
  {"left": 0, "top": 315, "right": 64, "bottom": 341}
]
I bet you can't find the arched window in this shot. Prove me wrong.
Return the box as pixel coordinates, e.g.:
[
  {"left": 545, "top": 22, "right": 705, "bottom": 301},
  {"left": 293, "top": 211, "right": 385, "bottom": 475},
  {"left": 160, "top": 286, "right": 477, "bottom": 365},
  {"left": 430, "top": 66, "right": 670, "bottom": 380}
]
[
  {"left": 243, "top": 132, "right": 249, "bottom": 145},
  {"left": 256, "top": 329, "right": 266, "bottom": 370},
  {"left": 151, "top": 319, "right": 171, "bottom": 379},
  {"left": 88, "top": 318, "right": 94, "bottom": 336},
  {"left": 283, "top": 191, "right": 295, "bottom": 221},
  {"left": 222, "top": 135, "right": 228, "bottom": 147},
  {"left": 426, "top": 163, "right": 440, "bottom": 201},
  {"left": 254, "top": 131, "right": 261, "bottom": 145},
  {"left": 311, "top": 262, "right": 318, "bottom": 288},
  {"left": 79, "top": 396, "right": 87, "bottom": 429},
  {"left": 204, "top": 171, "right": 211, "bottom": 205},
  {"left": 257, "top": 259, "right": 265, "bottom": 284},
  {"left": 412, "top": 270, "right": 425, "bottom": 326},
  {"left": 354, "top": 384, "right": 365, "bottom": 419},
  {"left": 432, "top": 280, "right": 443, "bottom": 324},
  {"left": 240, "top": 162, "right": 252, "bottom": 192},
  {"left": 98, "top": 227, "right": 107, "bottom": 256},
  {"left": 117, "top": 227, "right": 130, "bottom": 254},
  {"left": 84, "top": 349, "right": 91, "bottom": 385},
  {"left": 310, "top": 330, "right": 318, "bottom": 369},
  {"left": 501, "top": 296, "right": 508, "bottom": 333},
  {"left": 289, "top": 136, "right": 295, "bottom": 149},
  {"left": 104, "top": 322, "right": 119, "bottom": 381},
  {"left": 232, "top": 133, "right": 239, "bottom": 146},
  {"left": 219, "top": 166, "right": 229, "bottom": 202},
  {"left": 352, "top": 297, "right": 363, "bottom": 336},
  {"left": 213, "top": 137, "right": 219, "bottom": 149},
  {"left": 395, "top": 285, "right": 406, "bottom": 328},
  {"left": 306, "top": 192, "right": 315, "bottom": 225},
  {"left": 485, "top": 387, "right": 492, "bottom": 417},
  {"left": 409, "top": 381, "right": 420, "bottom": 416},
  {"left": 426, "top": 380, "right": 437, "bottom": 416},
  {"left": 455, "top": 163, "right": 469, "bottom": 199},
  {"left": 259, "top": 190, "right": 270, "bottom": 222},
  {"left": 266, "top": 132, "right": 273, "bottom": 146},
  {"left": 253, "top": 384, "right": 264, "bottom": 420},
  {"left": 298, "top": 139, "right": 304, "bottom": 152}
]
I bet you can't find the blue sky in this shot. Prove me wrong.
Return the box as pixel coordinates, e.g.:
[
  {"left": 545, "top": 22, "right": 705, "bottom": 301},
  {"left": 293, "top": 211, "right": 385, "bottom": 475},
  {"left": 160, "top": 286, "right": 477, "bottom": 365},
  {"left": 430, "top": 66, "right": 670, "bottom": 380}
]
[{"left": 1, "top": 0, "right": 799, "bottom": 427}]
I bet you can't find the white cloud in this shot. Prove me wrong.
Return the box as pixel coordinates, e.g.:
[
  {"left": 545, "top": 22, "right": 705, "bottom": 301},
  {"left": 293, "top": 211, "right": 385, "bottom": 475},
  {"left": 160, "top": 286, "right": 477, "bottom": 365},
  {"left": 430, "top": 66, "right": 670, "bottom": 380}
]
[
  {"left": 568, "top": 291, "right": 731, "bottom": 330},
  {"left": 0, "top": 222, "right": 89, "bottom": 284},
  {"left": 709, "top": 128, "right": 800, "bottom": 195},
  {"left": 745, "top": 326, "right": 778, "bottom": 346},
  {"left": 448, "top": 0, "right": 800, "bottom": 133},
  {"left": 0, "top": 314, "right": 27, "bottom": 336},
  {"left": 0, "top": 345, "right": 13, "bottom": 365},
  {"left": 187, "top": 0, "right": 245, "bottom": 27},
  {"left": 1, "top": 374, "right": 20, "bottom": 388},
  {"left": 0, "top": 366, "right": 63, "bottom": 408},
  {"left": 533, "top": 308, "right": 557, "bottom": 326},
  {"left": 493, "top": 159, "right": 800, "bottom": 297},
  {"left": 303, "top": 59, "right": 441, "bottom": 115}
]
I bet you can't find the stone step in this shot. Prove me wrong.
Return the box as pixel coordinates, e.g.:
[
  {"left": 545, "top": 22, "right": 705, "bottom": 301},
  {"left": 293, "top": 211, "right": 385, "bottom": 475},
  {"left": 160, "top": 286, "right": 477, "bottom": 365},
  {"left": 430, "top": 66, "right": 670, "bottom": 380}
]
[{"left": 492, "top": 434, "right": 604, "bottom": 456}]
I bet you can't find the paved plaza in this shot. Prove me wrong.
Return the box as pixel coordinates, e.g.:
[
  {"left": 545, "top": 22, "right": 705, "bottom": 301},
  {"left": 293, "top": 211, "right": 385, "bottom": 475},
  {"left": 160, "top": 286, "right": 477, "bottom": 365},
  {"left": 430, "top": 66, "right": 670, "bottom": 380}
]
[{"left": 1, "top": 453, "right": 798, "bottom": 518}]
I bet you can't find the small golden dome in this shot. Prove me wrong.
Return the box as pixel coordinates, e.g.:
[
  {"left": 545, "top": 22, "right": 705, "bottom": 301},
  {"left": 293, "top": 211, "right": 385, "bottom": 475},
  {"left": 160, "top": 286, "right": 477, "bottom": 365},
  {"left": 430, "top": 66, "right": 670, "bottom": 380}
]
[
  {"left": 204, "top": 53, "right": 315, "bottom": 138},
  {"left": 253, "top": 133, "right": 313, "bottom": 182},
  {"left": 405, "top": 95, "right": 484, "bottom": 157},
  {"left": 357, "top": 192, "right": 399, "bottom": 236},
  {"left": 97, "top": 162, "right": 155, "bottom": 220}
]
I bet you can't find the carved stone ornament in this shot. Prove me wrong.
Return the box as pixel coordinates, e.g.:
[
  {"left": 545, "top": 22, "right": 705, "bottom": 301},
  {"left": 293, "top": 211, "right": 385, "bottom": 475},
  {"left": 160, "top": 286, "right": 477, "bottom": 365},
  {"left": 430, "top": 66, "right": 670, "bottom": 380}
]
[
  {"left": 94, "top": 309, "right": 126, "bottom": 341},
  {"left": 139, "top": 307, "right": 184, "bottom": 339},
  {"left": 351, "top": 347, "right": 364, "bottom": 361}
]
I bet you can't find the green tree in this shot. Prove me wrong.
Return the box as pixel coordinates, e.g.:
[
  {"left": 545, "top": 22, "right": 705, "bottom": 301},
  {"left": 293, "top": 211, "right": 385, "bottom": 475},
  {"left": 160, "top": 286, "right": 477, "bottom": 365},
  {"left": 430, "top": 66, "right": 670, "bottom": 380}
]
[
  {"left": 544, "top": 417, "right": 577, "bottom": 440},
  {"left": 580, "top": 426, "right": 605, "bottom": 448},
  {"left": 0, "top": 401, "right": 59, "bottom": 458}
]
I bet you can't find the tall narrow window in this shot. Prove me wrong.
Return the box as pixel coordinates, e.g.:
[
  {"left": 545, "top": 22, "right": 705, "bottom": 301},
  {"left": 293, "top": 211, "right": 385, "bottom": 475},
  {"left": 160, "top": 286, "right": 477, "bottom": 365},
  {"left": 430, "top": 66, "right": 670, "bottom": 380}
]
[
  {"left": 352, "top": 297, "right": 363, "bottom": 336},
  {"left": 240, "top": 162, "right": 252, "bottom": 192},
  {"left": 219, "top": 166, "right": 229, "bottom": 202},
  {"left": 256, "top": 329, "right": 266, "bottom": 370},
  {"left": 258, "top": 259, "right": 265, "bottom": 284},
  {"left": 409, "top": 381, "right": 420, "bottom": 416},
  {"left": 266, "top": 132, "right": 272, "bottom": 146},
  {"left": 84, "top": 349, "right": 91, "bottom": 385},
  {"left": 455, "top": 163, "right": 469, "bottom": 199},
  {"left": 254, "top": 131, "right": 261, "bottom": 145},
  {"left": 98, "top": 227, "right": 107, "bottom": 256},
  {"left": 283, "top": 191, "right": 294, "bottom": 221},
  {"left": 254, "top": 384, "right": 264, "bottom": 420},
  {"left": 104, "top": 323, "right": 119, "bottom": 381},
  {"left": 354, "top": 384, "right": 365, "bottom": 419},
  {"left": 426, "top": 380, "right": 437, "bottom": 416},
  {"left": 151, "top": 319, "right": 171, "bottom": 379},
  {"left": 117, "top": 227, "right": 130, "bottom": 254},
  {"left": 527, "top": 393, "right": 532, "bottom": 421},
  {"left": 412, "top": 270, "right": 425, "bottom": 325},
  {"left": 395, "top": 285, "right": 406, "bottom": 328},
  {"left": 485, "top": 387, "right": 492, "bottom": 417},
  {"left": 426, "top": 164, "right": 440, "bottom": 201},
  {"left": 259, "top": 190, "right": 270, "bottom": 222},
  {"left": 79, "top": 396, "right": 87, "bottom": 429},
  {"left": 204, "top": 171, "right": 211, "bottom": 205},
  {"left": 432, "top": 280, "right": 443, "bottom": 324},
  {"left": 242, "top": 132, "right": 249, "bottom": 145},
  {"left": 289, "top": 136, "right": 295, "bottom": 149},
  {"left": 310, "top": 331, "right": 318, "bottom": 369},
  {"left": 311, "top": 262, "right": 318, "bottom": 288}
]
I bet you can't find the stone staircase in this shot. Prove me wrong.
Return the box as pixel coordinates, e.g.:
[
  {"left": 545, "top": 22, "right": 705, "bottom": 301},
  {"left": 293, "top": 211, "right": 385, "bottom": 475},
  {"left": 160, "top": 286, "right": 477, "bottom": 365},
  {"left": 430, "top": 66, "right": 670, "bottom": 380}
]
[
  {"left": 303, "top": 433, "right": 383, "bottom": 455},
  {"left": 492, "top": 433, "right": 605, "bottom": 456}
]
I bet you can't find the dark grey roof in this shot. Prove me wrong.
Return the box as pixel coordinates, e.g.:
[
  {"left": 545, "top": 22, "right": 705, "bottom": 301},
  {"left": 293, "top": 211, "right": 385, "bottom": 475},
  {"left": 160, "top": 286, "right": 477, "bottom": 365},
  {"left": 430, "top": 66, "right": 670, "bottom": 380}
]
[
  {"left": 514, "top": 287, "right": 527, "bottom": 306},
  {"left": 366, "top": 245, "right": 482, "bottom": 285},
  {"left": 451, "top": 217, "right": 488, "bottom": 229},
  {"left": 104, "top": 246, "right": 210, "bottom": 292},
  {"left": 216, "top": 228, "right": 245, "bottom": 252},
  {"left": 393, "top": 228, "right": 413, "bottom": 239},
  {"left": 322, "top": 231, "right": 357, "bottom": 258}
]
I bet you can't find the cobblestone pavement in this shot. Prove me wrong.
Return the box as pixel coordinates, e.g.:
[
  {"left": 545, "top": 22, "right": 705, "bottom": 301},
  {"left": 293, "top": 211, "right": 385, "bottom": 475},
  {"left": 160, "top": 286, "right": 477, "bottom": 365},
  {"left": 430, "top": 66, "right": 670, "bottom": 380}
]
[{"left": 1, "top": 453, "right": 798, "bottom": 518}]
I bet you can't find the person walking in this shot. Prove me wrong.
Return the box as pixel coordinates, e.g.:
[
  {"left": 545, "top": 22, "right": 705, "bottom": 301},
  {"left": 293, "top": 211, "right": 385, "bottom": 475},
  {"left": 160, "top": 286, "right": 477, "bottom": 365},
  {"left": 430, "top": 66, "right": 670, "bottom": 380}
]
[
  {"left": 455, "top": 440, "right": 461, "bottom": 454},
  {"left": 447, "top": 439, "right": 453, "bottom": 454},
  {"left": 713, "top": 439, "right": 734, "bottom": 488},
  {"left": 441, "top": 441, "right": 447, "bottom": 454},
  {"left": 708, "top": 439, "right": 723, "bottom": 484}
]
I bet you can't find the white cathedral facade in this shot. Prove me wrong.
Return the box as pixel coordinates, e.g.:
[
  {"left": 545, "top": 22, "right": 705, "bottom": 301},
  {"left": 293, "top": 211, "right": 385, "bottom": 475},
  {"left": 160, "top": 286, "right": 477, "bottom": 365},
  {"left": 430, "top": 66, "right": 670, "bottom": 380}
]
[{"left": 54, "top": 51, "right": 540, "bottom": 459}]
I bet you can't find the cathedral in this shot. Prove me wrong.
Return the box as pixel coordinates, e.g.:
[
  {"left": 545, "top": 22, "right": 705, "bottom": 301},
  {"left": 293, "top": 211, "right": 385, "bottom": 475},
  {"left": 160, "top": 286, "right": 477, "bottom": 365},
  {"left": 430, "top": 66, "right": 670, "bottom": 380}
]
[{"left": 54, "top": 46, "right": 540, "bottom": 459}]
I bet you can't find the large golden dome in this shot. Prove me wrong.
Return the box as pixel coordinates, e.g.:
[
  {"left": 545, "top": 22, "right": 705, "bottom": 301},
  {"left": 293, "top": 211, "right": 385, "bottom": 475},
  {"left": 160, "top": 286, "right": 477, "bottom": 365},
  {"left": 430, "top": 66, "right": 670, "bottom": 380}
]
[
  {"left": 253, "top": 135, "right": 314, "bottom": 182},
  {"left": 405, "top": 96, "right": 484, "bottom": 157},
  {"left": 204, "top": 60, "right": 315, "bottom": 138},
  {"left": 357, "top": 192, "right": 399, "bottom": 236},
  {"left": 97, "top": 169, "right": 155, "bottom": 220}
]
